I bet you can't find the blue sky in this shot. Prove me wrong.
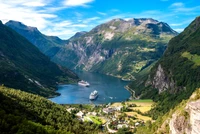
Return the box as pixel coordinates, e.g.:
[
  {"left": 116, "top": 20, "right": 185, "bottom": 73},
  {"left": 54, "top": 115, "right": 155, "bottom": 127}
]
[{"left": 0, "top": 0, "right": 200, "bottom": 39}]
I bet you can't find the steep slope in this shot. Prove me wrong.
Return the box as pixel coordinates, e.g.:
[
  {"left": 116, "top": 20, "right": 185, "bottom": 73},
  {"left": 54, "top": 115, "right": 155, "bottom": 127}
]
[
  {"left": 0, "top": 21, "right": 78, "bottom": 97},
  {"left": 129, "top": 16, "right": 200, "bottom": 118},
  {"left": 69, "top": 31, "right": 87, "bottom": 40},
  {"left": 0, "top": 86, "right": 99, "bottom": 134},
  {"left": 136, "top": 88, "right": 200, "bottom": 134},
  {"left": 5, "top": 20, "right": 68, "bottom": 58},
  {"left": 52, "top": 18, "right": 177, "bottom": 79}
]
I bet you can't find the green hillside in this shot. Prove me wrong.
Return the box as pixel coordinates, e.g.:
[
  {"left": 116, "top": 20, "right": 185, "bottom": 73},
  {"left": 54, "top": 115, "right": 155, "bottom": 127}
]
[
  {"left": 52, "top": 18, "right": 177, "bottom": 79},
  {"left": 129, "top": 16, "right": 200, "bottom": 119},
  {"left": 0, "top": 86, "right": 99, "bottom": 134},
  {"left": 0, "top": 21, "right": 78, "bottom": 97},
  {"left": 5, "top": 20, "right": 68, "bottom": 58}
]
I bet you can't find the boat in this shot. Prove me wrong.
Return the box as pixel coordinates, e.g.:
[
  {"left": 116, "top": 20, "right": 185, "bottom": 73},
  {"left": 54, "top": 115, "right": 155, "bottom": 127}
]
[
  {"left": 89, "top": 90, "right": 98, "bottom": 100},
  {"left": 78, "top": 80, "right": 90, "bottom": 87}
]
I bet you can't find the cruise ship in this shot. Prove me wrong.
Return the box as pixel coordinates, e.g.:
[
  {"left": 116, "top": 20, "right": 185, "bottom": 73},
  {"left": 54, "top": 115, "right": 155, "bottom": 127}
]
[
  {"left": 89, "top": 90, "right": 98, "bottom": 100},
  {"left": 78, "top": 80, "right": 90, "bottom": 87}
]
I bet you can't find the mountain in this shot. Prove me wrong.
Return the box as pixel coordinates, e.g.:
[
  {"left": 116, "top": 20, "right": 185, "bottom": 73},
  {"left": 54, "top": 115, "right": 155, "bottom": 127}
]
[
  {"left": 7, "top": 18, "right": 177, "bottom": 79},
  {"left": 5, "top": 20, "right": 68, "bottom": 58},
  {"left": 0, "top": 21, "right": 78, "bottom": 97},
  {"left": 51, "top": 18, "right": 178, "bottom": 79},
  {"left": 0, "top": 86, "right": 99, "bottom": 133},
  {"left": 128, "top": 16, "right": 200, "bottom": 118},
  {"left": 69, "top": 31, "right": 87, "bottom": 40}
]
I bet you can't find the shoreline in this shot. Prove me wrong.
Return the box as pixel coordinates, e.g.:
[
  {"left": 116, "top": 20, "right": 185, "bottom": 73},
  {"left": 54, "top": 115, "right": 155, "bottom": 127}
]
[{"left": 124, "top": 85, "right": 136, "bottom": 100}]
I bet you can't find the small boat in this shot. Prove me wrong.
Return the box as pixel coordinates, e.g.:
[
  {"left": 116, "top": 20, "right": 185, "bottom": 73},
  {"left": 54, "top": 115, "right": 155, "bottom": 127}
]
[
  {"left": 89, "top": 90, "right": 98, "bottom": 100},
  {"left": 78, "top": 80, "right": 90, "bottom": 87}
]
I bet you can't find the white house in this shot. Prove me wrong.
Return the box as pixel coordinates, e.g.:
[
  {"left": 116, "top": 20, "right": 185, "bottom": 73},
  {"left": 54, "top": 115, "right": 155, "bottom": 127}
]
[{"left": 76, "top": 111, "right": 84, "bottom": 118}]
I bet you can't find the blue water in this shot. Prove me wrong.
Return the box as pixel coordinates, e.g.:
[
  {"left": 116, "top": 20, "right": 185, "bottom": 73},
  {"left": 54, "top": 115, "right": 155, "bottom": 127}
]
[{"left": 49, "top": 71, "right": 131, "bottom": 104}]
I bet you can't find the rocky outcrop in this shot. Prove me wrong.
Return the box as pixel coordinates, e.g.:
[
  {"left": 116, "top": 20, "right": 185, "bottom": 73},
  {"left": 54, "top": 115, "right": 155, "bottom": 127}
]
[
  {"left": 6, "top": 18, "right": 177, "bottom": 78},
  {"left": 169, "top": 113, "right": 190, "bottom": 134},
  {"left": 151, "top": 64, "right": 176, "bottom": 93},
  {"left": 69, "top": 31, "right": 87, "bottom": 40},
  {"left": 185, "top": 100, "right": 200, "bottom": 134},
  {"left": 169, "top": 99, "right": 200, "bottom": 134},
  {"left": 52, "top": 18, "right": 177, "bottom": 78}
]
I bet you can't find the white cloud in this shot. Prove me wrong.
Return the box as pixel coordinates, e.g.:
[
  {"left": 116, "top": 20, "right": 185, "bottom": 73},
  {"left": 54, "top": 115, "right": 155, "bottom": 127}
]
[
  {"left": 0, "top": 1, "right": 56, "bottom": 30},
  {"left": 63, "top": 0, "right": 94, "bottom": 7},
  {"left": 97, "top": 11, "right": 107, "bottom": 16},
  {"left": 72, "top": 24, "right": 88, "bottom": 27},
  {"left": 83, "top": 17, "right": 100, "bottom": 23},
  {"left": 169, "top": 2, "right": 200, "bottom": 13},
  {"left": 174, "top": 28, "right": 184, "bottom": 32},
  {"left": 170, "top": 2, "right": 184, "bottom": 8},
  {"left": 22, "top": 1, "right": 46, "bottom": 7},
  {"left": 54, "top": 21, "right": 72, "bottom": 27},
  {"left": 170, "top": 19, "right": 193, "bottom": 26},
  {"left": 44, "top": 28, "right": 77, "bottom": 39}
]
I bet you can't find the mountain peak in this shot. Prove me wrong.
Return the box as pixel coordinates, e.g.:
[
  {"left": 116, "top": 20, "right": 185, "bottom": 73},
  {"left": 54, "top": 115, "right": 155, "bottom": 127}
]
[
  {"left": 6, "top": 20, "right": 38, "bottom": 32},
  {"left": 194, "top": 16, "right": 200, "bottom": 30},
  {"left": 90, "top": 17, "right": 177, "bottom": 36},
  {"left": 69, "top": 31, "right": 87, "bottom": 40}
]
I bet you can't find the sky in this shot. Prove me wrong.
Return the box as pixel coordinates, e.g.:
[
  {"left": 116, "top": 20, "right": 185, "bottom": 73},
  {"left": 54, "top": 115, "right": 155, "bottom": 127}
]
[{"left": 0, "top": 0, "right": 200, "bottom": 39}]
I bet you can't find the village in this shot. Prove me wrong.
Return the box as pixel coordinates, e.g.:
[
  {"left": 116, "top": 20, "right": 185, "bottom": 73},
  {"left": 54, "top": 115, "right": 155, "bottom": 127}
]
[{"left": 66, "top": 99, "right": 154, "bottom": 133}]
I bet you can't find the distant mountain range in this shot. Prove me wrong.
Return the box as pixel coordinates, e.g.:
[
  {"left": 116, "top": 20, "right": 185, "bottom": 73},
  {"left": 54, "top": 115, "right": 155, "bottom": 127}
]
[
  {"left": 0, "top": 21, "right": 78, "bottom": 97},
  {"left": 6, "top": 18, "right": 178, "bottom": 80}
]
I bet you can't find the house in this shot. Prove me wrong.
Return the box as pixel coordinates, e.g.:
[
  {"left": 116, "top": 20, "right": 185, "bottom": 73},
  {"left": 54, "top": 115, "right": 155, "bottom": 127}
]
[
  {"left": 135, "top": 122, "right": 140, "bottom": 126},
  {"left": 117, "top": 124, "right": 128, "bottom": 129},
  {"left": 76, "top": 111, "right": 84, "bottom": 118},
  {"left": 115, "top": 106, "right": 123, "bottom": 111},
  {"left": 87, "top": 112, "right": 97, "bottom": 116},
  {"left": 103, "top": 107, "right": 115, "bottom": 114},
  {"left": 66, "top": 108, "right": 75, "bottom": 113}
]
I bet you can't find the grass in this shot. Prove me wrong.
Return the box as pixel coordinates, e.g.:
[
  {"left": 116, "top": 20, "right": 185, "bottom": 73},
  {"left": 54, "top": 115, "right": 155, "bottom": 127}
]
[
  {"left": 127, "top": 99, "right": 154, "bottom": 107},
  {"left": 131, "top": 107, "right": 152, "bottom": 113},
  {"left": 182, "top": 51, "right": 200, "bottom": 66},
  {"left": 125, "top": 112, "right": 152, "bottom": 121},
  {"left": 111, "top": 99, "right": 154, "bottom": 122},
  {"left": 128, "top": 99, "right": 153, "bottom": 102},
  {"left": 89, "top": 116, "right": 102, "bottom": 125}
]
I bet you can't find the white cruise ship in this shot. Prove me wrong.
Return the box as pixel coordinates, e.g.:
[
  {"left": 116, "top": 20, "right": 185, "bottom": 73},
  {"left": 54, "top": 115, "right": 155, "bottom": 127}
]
[
  {"left": 78, "top": 80, "right": 90, "bottom": 87},
  {"left": 89, "top": 90, "right": 98, "bottom": 100}
]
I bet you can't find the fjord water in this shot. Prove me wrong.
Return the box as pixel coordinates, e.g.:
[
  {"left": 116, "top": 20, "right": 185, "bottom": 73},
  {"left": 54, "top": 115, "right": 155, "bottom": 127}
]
[{"left": 50, "top": 71, "right": 131, "bottom": 104}]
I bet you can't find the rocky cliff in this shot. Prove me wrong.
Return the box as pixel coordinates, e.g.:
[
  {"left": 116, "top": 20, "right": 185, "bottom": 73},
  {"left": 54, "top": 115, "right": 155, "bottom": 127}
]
[
  {"left": 130, "top": 16, "right": 200, "bottom": 96},
  {"left": 128, "top": 17, "right": 200, "bottom": 123},
  {"left": 168, "top": 89, "right": 200, "bottom": 134},
  {"left": 52, "top": 18, "right": 177, "bottom": 79},
  {"left": 6, "top": 18, "right": 177, "bottom": 79}
]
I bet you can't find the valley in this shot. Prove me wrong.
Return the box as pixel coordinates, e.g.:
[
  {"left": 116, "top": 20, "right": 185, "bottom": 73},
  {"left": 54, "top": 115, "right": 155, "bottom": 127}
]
[
  {"left": 6, "top": 18, "right": 177, "bottom": 80},
  {"left": 0, "top": 0, "right": 200, "bottom": 132}
]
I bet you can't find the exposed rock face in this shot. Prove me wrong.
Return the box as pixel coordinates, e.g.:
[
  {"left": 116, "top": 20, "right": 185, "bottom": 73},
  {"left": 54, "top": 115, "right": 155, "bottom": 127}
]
[
  {"left": 69, "top": 31, "right": 87, "bottom": 40},
  {"left": 6, "top": 18, "right": 177, "bottom": 78},
  {"left": 169, "top": 113, "right": 190, "bottom": 134},
  {"left": 152, "top": 64, "right": 176, "bottom": 93},
  {"left": 186, "top": 100, "right": 200, "bottom": 134},
  {"left": 52, "top": 18, "right": 177, "bottom": 78},
  {"left": 169, "top": 99, "right": 200, "bottom": 134}
]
